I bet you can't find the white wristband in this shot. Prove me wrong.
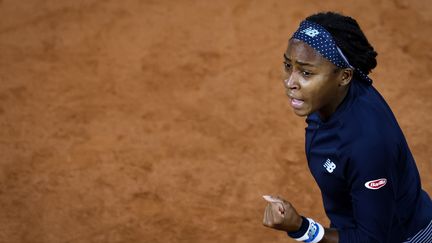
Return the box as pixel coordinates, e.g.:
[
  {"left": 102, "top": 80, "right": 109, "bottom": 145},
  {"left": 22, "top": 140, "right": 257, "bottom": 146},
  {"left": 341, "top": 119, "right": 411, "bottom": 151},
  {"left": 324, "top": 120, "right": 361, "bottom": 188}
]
[{"left": 294, "top": 218, "right": 325, "bottom": 243}]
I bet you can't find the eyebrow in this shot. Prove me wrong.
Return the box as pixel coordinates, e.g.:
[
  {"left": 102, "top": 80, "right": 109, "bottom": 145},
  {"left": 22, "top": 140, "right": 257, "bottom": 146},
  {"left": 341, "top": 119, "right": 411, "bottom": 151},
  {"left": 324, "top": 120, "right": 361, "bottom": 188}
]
[{"left": 283, "top": 54, "right": 316, "bottom": 67}]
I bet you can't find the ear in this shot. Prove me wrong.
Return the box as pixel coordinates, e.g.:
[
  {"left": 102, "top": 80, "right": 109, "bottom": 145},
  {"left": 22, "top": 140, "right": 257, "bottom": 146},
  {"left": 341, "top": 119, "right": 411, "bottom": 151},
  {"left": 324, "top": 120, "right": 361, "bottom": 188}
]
[{"left": 339, "top": 68, "right": 353, "bottom": 87}]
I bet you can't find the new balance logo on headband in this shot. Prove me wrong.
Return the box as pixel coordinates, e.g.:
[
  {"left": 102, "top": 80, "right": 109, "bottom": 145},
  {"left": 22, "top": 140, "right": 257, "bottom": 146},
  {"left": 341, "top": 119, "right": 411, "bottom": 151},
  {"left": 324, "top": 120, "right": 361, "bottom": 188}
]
[{"left": 301, "top": 27, "right": 320, "bottom": 37}]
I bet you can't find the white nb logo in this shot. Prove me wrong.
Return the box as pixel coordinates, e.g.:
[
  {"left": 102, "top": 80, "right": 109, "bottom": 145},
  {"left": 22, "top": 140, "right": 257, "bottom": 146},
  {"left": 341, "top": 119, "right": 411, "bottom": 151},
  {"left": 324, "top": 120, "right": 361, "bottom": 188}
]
[
  {"left": 301, "top": 27, "right": 320, "bottom": 37},
  {"left": 323, "top": 159, "right": 336, "bottom": 173}
]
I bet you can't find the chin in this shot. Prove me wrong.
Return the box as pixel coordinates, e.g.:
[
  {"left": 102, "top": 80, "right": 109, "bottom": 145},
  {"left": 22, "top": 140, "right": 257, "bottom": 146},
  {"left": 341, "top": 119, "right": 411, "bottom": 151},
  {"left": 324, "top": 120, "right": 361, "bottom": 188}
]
[{"left": 292, "top": 108, "right": 311, "bottom": 117}]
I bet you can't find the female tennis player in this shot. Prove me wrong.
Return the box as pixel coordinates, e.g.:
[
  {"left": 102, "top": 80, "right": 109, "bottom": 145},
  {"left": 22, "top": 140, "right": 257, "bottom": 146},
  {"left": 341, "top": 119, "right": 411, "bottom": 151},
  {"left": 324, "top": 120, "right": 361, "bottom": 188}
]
[{"left": 262, "top": 12, "right": 432, "bottom": 243}]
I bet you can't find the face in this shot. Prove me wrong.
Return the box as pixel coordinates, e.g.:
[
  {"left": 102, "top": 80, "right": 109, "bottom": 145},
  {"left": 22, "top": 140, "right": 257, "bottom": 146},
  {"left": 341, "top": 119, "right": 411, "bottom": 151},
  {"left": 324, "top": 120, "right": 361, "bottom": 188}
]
[{"left": 283, "top": 39, "right": 349, "bottom": 118}]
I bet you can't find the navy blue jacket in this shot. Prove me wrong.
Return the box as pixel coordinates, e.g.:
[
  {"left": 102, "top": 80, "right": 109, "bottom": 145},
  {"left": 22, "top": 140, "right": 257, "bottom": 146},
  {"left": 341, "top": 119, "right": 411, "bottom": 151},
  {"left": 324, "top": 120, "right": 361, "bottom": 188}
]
[{"left": 305, "top": 79, "right": 432, "bottom": 242}]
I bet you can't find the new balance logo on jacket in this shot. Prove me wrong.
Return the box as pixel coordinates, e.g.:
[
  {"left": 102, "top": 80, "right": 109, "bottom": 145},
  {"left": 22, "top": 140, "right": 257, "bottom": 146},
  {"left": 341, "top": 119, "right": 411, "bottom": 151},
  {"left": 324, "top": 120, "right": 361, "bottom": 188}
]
[{"left": 323, "top": 158, "right": 336, "bottom": 173}]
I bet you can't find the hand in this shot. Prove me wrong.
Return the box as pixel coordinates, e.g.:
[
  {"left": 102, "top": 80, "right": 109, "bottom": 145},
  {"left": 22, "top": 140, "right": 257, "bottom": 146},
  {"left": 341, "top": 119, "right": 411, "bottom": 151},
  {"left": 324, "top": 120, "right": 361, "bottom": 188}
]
[{"left": 262, "top": 196, "right": 303, "bottom": 232}]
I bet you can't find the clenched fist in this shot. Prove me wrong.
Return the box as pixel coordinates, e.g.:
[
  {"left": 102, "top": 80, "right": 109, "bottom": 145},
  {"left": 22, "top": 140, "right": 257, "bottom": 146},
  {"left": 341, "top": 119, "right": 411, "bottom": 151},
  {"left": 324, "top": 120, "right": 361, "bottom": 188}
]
[{"left": 262, "top": 195, "right": 303, "bottom": 232}]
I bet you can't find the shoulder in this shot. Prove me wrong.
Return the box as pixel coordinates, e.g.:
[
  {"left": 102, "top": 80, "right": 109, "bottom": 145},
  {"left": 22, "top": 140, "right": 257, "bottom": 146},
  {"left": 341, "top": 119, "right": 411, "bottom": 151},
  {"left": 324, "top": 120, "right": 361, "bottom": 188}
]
[
  {"left": 340, "top": 83, "right": 401, "bottom": 144},
  {"left": 337, "top": 84, "right": 403, "bottom": 169}
]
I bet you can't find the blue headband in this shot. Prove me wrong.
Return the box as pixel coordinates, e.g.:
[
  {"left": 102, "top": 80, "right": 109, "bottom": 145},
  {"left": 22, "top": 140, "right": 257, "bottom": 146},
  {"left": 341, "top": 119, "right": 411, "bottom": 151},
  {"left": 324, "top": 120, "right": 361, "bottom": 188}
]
[{"left": 291, "top": 20, "right": 372, "bottom": 84}]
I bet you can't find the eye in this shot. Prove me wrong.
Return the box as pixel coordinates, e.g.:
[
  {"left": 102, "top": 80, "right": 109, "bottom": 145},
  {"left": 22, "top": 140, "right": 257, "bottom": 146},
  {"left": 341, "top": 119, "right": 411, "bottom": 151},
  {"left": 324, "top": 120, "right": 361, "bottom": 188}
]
[
  {"left": 301, "top": 70, "right": 313, "bottom": 77},
  {"left": 283, "top": 62, "right": 292, "bottom": 70}
]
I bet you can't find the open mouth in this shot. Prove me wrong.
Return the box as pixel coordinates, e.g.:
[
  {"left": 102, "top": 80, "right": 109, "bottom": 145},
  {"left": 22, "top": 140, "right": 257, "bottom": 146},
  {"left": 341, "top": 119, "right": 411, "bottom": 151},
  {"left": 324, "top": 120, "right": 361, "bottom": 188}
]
[
  {"left": 290, "top": 98, "right": 304, "bottom": 109},
  {"left": 286, "top": 91, "right": 305, "bottom": 109}
]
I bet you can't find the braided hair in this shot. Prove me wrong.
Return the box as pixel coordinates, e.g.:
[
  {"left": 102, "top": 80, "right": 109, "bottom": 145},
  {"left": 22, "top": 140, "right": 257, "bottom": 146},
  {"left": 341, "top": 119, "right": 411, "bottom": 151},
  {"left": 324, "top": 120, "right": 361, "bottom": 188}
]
[{"left": 305, "top": 12, "right": 377, "bottom": 79}]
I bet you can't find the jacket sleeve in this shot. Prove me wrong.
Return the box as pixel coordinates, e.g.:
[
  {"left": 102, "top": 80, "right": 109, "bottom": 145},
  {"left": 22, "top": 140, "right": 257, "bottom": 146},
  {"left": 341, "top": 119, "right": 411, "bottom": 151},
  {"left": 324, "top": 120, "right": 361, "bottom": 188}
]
[{"left": 338, "top": 140, "right": 399, "bottom": 243}]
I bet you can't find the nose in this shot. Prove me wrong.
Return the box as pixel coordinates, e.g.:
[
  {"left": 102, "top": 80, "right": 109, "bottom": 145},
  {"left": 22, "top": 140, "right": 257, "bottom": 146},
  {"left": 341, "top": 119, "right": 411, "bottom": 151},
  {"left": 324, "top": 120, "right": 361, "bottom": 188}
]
[{"left": 283, "top": 74, "right": 299, "bottom": 90}]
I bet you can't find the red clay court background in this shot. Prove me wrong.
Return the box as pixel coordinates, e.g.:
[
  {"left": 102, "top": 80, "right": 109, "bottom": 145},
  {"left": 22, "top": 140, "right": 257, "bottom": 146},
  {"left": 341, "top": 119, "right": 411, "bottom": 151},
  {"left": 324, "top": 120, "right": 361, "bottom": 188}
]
[{"left": 0, "top": 1, "right": 431, "bottom": 242}]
